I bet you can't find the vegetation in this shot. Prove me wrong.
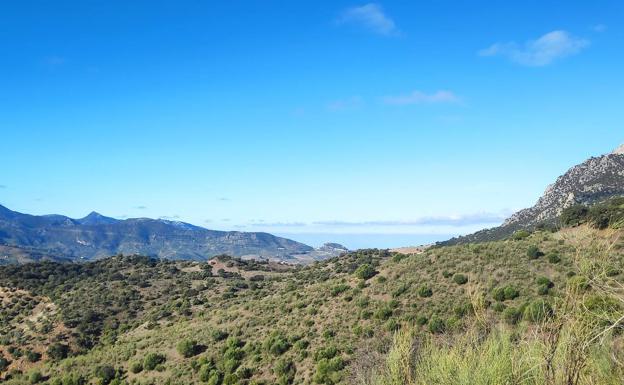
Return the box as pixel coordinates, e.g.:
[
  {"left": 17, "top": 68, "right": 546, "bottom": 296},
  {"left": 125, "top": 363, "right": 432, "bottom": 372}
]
[{"left": 0, "top": 225, "right": 623, "bottom": 384}]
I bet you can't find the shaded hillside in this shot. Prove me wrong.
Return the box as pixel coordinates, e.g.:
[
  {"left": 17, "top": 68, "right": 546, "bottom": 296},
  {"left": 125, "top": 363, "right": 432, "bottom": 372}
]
[{"left": 0, "top": 205, "right": 313, "bottom": 262}]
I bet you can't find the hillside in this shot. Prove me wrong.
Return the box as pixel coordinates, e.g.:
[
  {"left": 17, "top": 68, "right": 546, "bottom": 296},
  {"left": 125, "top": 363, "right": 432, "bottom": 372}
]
[
  {"left": 443, "top": 145, "right": 624, "bottom": 245},
  {"left": 0, "top": 205, "right": 315, "bottom": 263},
  {"left": 1, "top": 221, "right": 623, "bottom": 384}
]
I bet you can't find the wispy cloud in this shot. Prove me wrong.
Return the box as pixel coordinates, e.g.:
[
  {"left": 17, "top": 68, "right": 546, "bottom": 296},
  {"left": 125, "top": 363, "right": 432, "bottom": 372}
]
[
  {"left": 479, "top": 30, "right": 589, "bottom": 66},
  {"left": 0, "top": 184, "right": 6, "bottom": 189},
  {"left": 592, "top": 24, "right": 607, "bottom": 33},
  {"left": 313, "top": 212, "right": 508, "bottom": 227},
  {"left": 327, "top": 96, "right": 364, "bottom": 111},
  {"left": 382, "top": 90, "right": 460, "bottom": 106},
  {"left": 250, "top": 221, "right": 308, "bottom": 227},
  {"left": 338, "top": 3, "right": 398, "bottom": 36},
  {"left": 159, "top": 215, "right": 180, "bottom": 220}
]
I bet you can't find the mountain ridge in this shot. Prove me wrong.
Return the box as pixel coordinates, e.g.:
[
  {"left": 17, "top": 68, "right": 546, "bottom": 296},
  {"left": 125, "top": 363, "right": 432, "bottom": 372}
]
[
  {"left": 0, "top": 204, "right": 316, "bottom": 263},
  {"left": 442, "top": 145, "right": 624, "bottom": 245}
]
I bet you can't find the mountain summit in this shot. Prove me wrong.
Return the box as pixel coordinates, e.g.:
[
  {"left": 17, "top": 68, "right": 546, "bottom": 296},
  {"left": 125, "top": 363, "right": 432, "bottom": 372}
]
[{"left": 444, "top": 145, "right": 624, "bottom": 244}]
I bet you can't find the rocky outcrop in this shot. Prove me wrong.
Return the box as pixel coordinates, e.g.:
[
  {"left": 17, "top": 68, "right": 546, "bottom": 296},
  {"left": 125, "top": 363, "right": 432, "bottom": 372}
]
[{"left": 442, "top": 144, "right": 624, "bottom": 245}]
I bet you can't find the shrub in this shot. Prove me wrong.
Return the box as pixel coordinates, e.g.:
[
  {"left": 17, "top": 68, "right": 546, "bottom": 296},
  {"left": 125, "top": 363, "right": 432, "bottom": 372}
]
[
  {"left": 274, "top": 359, "right": 296, "bottom": 384},
  {"left": 29, "top": 370, "right": 44, "bottom": 384},
  {"left": 313, "top": 357, "right": 344, "bottom": 385},
  {"left": 526, "top": 245, "right": 542, "bottom": 259},
  {"left": 492, "top": 302, "right": 506, "bottom": 312},
  {"left": 94, "top": 365, "right": 117, "bottom": 385},
  {"left": 428, "top": 315, "right": 446, "bottom": 334},
  {"left": 494, "top": 286, "right": 519, "bottom": 301},
  {"left": 547, "top": 252, "right": 561, "bottom": 264},
  {"left": 330, "top": 284, "right": 350, "bottom": 296},
  {"left": 47, "top": 343, "right": 70, "bottom": 361},
  {"left": 523, "top": 299, "right": 552, "bottom": 322},
  {"left": 560, "top": 204, "right": 589, "bottom": 227},
  {"left": 177, "top": 339, "right": 199, "bottom": 358},
  {"left": 354, "top": 264, "right": 377, "bottom": 280},
  {"left": 375, "top": 306, "right": 393, "bottom": 320},
  {"left": 503, "top": 286, "right": 519, "bottom": 300},
  {"left": 129, "top": 361, "right": 143, "bottom": 374},
  {"left": 314, "top": 346, "right": 338, "bottom": 361},
  {"left": 454, "top": 302, "right": 473, "bottom": 318},
  {"left": 502, "top": 307, "right": 521, "bottom": 325},
  {"left": 143, "top": 352, "right": 166, "bottom": 371},
  {"left": 264, "top": 332, "right": 291, "bottom": 356},
  {"left": 25, "top": 350, "right": 41, "bottom": 363},
  {"left": 418, "top": 286, "right": 433, "bottom": 298},
  {"left": 211, "top": 330, "right": 228, "bottom": 341},
  {"left": 453, "top": 274, "right": 468, "bottom": 285},
  {"left": 512, "top": 230, "right": 530, "bottom": 240}
]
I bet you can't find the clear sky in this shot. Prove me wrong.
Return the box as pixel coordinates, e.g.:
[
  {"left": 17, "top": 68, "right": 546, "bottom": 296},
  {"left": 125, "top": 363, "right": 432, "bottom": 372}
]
[{"left": 1, "top": 1, "right": 623, "bottom": 249}]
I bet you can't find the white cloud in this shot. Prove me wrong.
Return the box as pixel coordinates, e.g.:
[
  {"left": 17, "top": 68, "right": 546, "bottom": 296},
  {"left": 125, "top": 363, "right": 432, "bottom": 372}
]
[
  {"left": 382, "top": 90, "right": 459, "bottom": 106},
  {"left": 338, "top": 3, "right": 398, "bottom": 36},
  {"left": 479, "top": 30, "right": 589, "bottom": 67}
]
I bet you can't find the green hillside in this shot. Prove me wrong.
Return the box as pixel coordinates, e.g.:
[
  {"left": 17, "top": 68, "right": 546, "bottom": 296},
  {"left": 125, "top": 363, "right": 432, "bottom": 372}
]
[{"left": 1, "top": 224, "right": 623, "bottom": 384}]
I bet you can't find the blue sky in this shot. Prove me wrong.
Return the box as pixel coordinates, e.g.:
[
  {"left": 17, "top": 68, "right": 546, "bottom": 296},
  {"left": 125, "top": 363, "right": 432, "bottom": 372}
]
[{"left": 1, "top": 1, "right": 623, "bottom": 248}]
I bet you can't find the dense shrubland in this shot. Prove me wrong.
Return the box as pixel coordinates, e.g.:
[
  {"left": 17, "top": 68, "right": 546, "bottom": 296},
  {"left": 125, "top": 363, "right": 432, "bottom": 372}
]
[{"left": 0, "top": 226, "right": 623, "bottom": 384}]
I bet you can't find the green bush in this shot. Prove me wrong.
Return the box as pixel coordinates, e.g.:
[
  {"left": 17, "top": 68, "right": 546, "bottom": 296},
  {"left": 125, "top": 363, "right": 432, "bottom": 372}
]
[
  {"left": 177, "top": 339, "right": 199, "bottom": 358},
  {"left": 129, "top": 361, "right": 143, "bottom": 374},
  {"left": 22, "top": 350, "right": 40, "bottom": 363},
  {"left": 526, "top": 245, "right": 542, "bottom": 259},
  {"left": 547, "top": 252, "right": 561, "bottom": 264},
  {"left": 264, "top": 332, "right": 291, "bottom": 356},
  {"left": 493, "top": 286, "right": 519, "bottom": 301},
  {"left": 143, "top": 352, "right": 166, "bottom": 371},
  {"left": 560, "top": 205, "right": 589, "bottom": 227},
  {"left": 428, "top": 315, "right": 446, "bottom": 334},
  {"left": 502, "top": 307, "right": 521, "bottom": 325},
  {"left": 512, "top": 230, "right": 531, "bottom": 240},
  {"left": 453, "top": 274, "right": 468, "bottom": 285},
  {"left": 418, "top": 286, "right": 433, "bottom": 298},
  {"left": 523, "top": 299, "right": 552, "bottom": 322},
  {"left": 47, "top": 343, "right": 70, "bottom": 361},
  {"left": 354, "top": 264, "right": 377, "bottom": 280},
  {"left": 94, "top": 365, "right": 117, "bottom": 385},
  {"left": 330, "top": 284, "right": 350, "bottom": 296},
  {"left": 29, "top": 370, "right": 44, "bottom": 384},
  {"left": 313, "top": 357, "right": 344, "bottom": 385}
]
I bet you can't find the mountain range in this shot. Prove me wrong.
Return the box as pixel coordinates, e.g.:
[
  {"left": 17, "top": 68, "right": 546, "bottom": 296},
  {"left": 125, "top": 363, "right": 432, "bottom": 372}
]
[
  {"left": 0, "top": 205, "right": 328, "bottom": 263},
  {"left": 443, "top": 144, "right": 624, "bottom": 244}
]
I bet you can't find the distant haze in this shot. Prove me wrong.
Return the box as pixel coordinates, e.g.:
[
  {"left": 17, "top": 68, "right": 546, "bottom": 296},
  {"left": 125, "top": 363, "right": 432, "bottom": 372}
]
[{"left": 278, "top": 233, "right": 456, "bottom": 250}]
